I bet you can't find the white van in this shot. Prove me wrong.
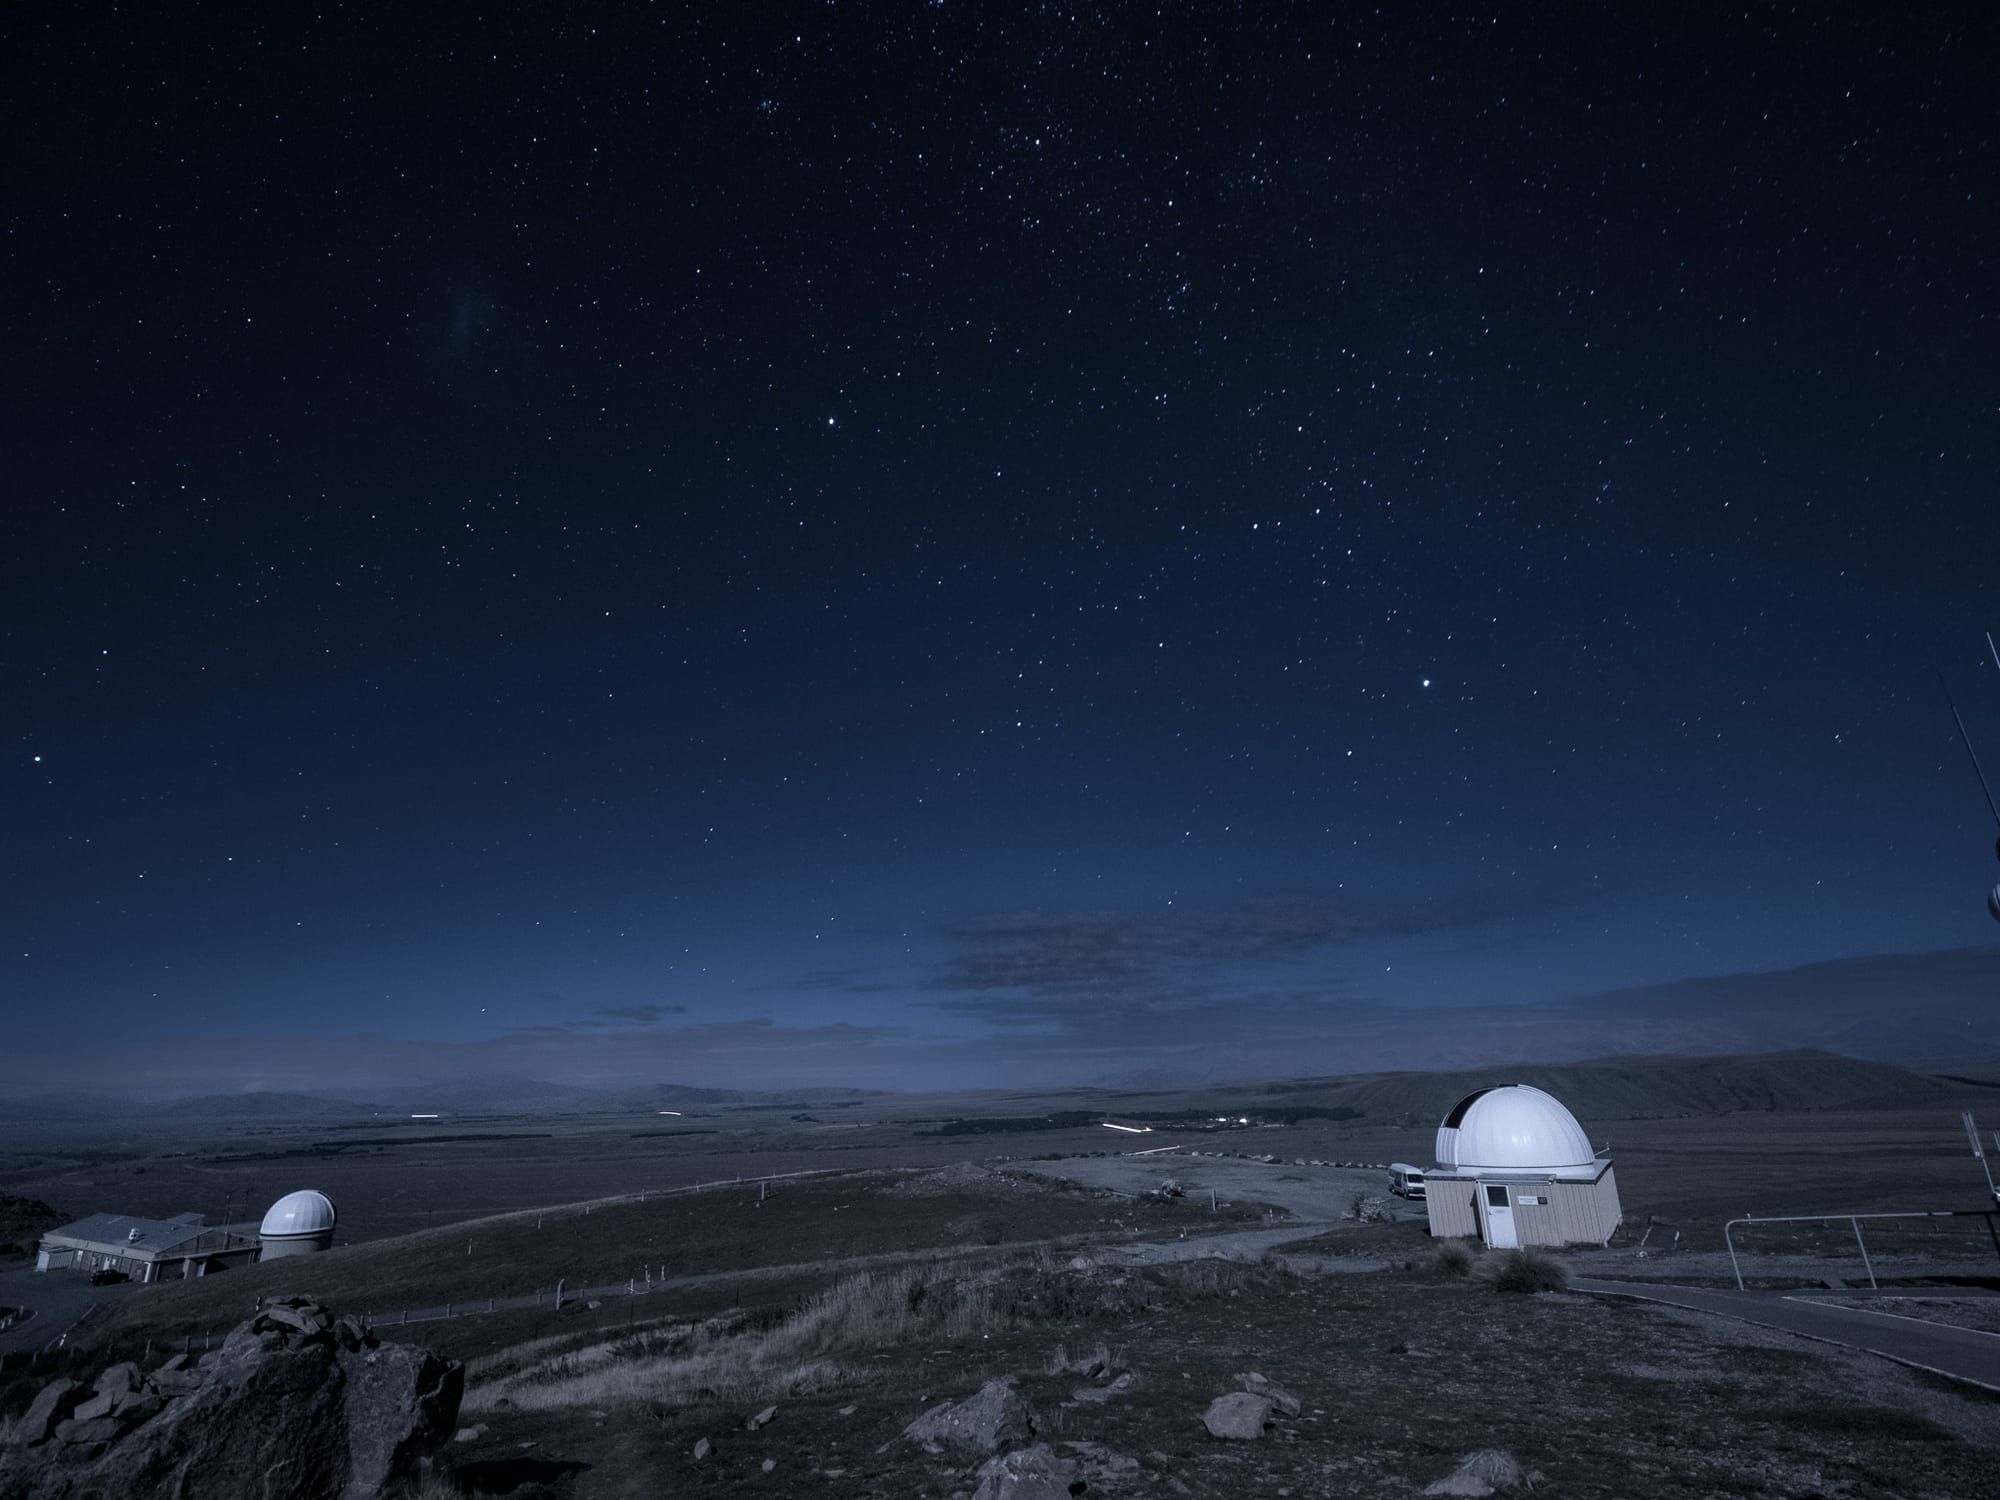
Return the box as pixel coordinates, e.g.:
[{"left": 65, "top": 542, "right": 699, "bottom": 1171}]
[{"left": 1388, "top": 1163, "right": 1426, "bottom": 1200}]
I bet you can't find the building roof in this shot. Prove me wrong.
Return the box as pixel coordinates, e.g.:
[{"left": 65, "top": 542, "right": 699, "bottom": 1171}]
[
  {"left": 42, "top": 1213, "right": 255, "bottom": 1259},
  {"left": 1434, "top": 1084, "right": 1601, "bottom": 1179},
  {"left": 260, "top": 1189, "right": 337, "bottom": 1238}
]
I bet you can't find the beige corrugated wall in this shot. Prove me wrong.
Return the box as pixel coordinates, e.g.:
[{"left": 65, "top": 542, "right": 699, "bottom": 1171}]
[
  {"left": 1425, "top": 1165, "right": 1622, "bottom": 1246},
  {"left": 1426, "top": 1178, "right": 1479, "bottom": 1238}
]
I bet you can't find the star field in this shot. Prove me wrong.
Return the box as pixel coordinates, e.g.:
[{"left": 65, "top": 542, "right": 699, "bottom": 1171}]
[{"left": 4, "top": 4, "right": 1998, "bottom": 1096}]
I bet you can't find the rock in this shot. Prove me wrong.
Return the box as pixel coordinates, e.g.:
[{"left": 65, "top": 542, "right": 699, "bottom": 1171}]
[
  {"left": 838, "top": 1405, "right": 858, "bottom": 1417},
  {"left": 333, "top": 1317, "right": 371, "bottom": 1352},
  {"left": 1423, "top": 1449, "right": 1524, "bottom": 1496},
  {"left": 260, "top": 1303, "right": 325, "bottom": 1337},
  {"left": 900, "top": 1377, "right": 1033, "bottom": 1457},
  {"left": 151, "top": 1370, "right": 204, "bottom": 1397},
  {"left": 1233, "top": 1372, "right": 1299, "bottom": 1418},
  {"left": 585, "top": 1300, "right": 602, "bottom": 1311},
  {"left": 1072, "top": 1372, "right": 1136, "bottom": 1405},
  {"left": 69, "top": 1394, "right": 118, "bottom": 1425},
  {"left": 761, "top": 1458, "right": 776, "bottom": 1472},
  {"left": 1202, "top": 1392, "right": 1274, "bottom": 1440},
  {"left": 54, "top": 1419, "right": 123, "bottom": 1447},
  {"left": 6, "top": 1380, "right": 83, "bottom": 1447},
  {"left": 746, "top": 1404, "right": 778, "bottom": 1431},
  {"left": 970, "top": 1443, "right": 1077, "bottom": 1500},
  {"left": 693, "top": 1437, "right": 712, "bottom": 1460},
  {"left": 454, "top": 1424, "right": 488, "bottom": 1443},
  {"left": 0, "top": 1303, "right": 463, "bottom": 1500},
  {"left": 93, "top": 1363, "right": 142, "bottom": 1397},
  {"left": 157, "top": 1354, "right": 190, "bottom": 1373}
]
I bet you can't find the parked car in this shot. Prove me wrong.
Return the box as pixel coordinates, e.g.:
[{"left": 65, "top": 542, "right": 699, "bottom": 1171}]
[{"left": 89, "top": 1268, "right": 129, "bottom": 1286}]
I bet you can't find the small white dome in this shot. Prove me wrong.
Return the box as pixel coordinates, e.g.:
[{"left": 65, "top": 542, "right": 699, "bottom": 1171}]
[
  {"left": 1436, "top": 1085, "right": 1597, "bottom": 1177},
  {"left": 260, "top": 1189, "right": 337, "bottom": 1238}
]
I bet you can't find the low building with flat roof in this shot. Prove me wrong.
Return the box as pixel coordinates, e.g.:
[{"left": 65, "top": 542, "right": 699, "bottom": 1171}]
[{"left": 35, "top": 1212, "right": 262, "bottom": 1282}]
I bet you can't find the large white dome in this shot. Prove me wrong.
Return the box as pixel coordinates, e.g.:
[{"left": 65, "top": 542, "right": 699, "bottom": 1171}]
[
  {"left": 260, "top": 1189, "right": 337, "bottom": 1238},
  {"left": 1435, "top": 1085, "right": 1597, "bottom": 1177}
]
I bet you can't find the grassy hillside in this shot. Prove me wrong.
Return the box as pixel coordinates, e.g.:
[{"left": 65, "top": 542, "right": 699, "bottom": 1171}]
[{"left": 76, "top": 1166, "right": 1264, "bottom": 1350}]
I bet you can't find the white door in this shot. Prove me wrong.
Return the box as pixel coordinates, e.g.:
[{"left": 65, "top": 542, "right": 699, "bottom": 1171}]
[{"left": 1481, "top": 1183, "right": 1518, "bottom": 1248}]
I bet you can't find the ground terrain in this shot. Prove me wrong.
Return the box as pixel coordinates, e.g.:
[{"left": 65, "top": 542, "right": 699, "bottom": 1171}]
[{"left": 3, "top": 1053, "right": 2000, "bottom": 1496}]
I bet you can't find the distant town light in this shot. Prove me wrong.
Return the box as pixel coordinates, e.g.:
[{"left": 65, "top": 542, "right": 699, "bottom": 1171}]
[
  {"left": 1101, "top": 1122, "right": 1151, "bottom": 1134},
  {"left": 657, "top": 1110, "right": 682, "bottom": 1116},
  {"left": 410, "top": 1113, "right": 439, "bottom": 1119}
]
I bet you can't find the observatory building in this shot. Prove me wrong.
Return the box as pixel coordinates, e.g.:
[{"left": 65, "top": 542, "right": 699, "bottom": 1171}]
[
  {"left": 259, "top": 1189, "right": 337, "bottom": 1257},
  {"left": 35, "top": 1212, "right": 262, "bottom": 1281},
  {"left": 1423, "top": 1084, "right": 1622, "bottom": 1248}
]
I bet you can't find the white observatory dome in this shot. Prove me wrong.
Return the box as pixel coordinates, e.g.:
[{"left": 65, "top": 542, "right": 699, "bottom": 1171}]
[
  {"left": 1435, "top": 1085, "right": 1597, "bottom": 1179},
  {"left": 260, "top": 1189, "right": 337, "bottom": 1239}
]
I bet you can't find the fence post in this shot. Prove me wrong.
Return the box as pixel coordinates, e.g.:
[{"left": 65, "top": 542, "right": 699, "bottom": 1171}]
[{"left": 1851, "top": 1217, "right": 1878, "bottom": 1290}]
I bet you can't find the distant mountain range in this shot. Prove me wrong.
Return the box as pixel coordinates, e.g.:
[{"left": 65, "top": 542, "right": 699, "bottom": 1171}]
[
  {"left": 1255, "top": 1049, "right": 1979, "bottom": 1124},
  {"left": 0, "top": 1050, "right": 1979, "bottom": 1125},
  {"left": 0, "top": 1076, "right": 886, "bottom": 1122}
]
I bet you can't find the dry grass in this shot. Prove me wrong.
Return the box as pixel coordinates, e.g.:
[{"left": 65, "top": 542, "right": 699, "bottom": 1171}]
[
  {"left": 464, "top": 1261, "right": 1007, "bottom": 1413},
  {"left": 1430, "top": 1238, "right": 1478, "bottom": 1277},
  {"left": 462, "top": 1251, "right": 1195, "bottom": 1414},
  {"left": 1480, "top": 1247, "right": 1570, "bottom": 1294}
]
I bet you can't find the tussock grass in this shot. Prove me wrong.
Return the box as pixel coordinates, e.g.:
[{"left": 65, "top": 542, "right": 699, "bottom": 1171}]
[
  {"left": 1430, "top": 1239, "right": 1478, "bottom": 1278},
  {"left": 1480, "top": 1248, "right": 1569, "bottom": 1294}
]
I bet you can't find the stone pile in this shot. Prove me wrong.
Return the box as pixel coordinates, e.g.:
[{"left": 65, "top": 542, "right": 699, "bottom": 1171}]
[{"left": 0, "top": 1298, "right": 462, "bottom": 1500}]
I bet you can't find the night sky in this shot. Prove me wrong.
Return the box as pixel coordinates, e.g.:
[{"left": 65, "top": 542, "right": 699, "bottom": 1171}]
[{"left": 7, "top": 5, "right": 1998, "bottom": 1101}]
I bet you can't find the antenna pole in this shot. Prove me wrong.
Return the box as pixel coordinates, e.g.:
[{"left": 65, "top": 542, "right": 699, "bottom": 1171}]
[{"left": 1940, "top": 672, "right": 2000, "bottom": 833}]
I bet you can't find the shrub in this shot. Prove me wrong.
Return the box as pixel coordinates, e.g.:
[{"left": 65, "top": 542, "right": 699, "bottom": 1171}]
[
  {"left": 1430, "top": 1239, "right": 1478, "bottom": 1278},
  {"left": 1481, "top": 1248, "right": 1569, "bottom": 1294}
]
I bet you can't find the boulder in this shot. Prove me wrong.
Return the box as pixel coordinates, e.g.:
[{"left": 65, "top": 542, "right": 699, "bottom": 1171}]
[
  {"left": 5, "top": 1380, "right": 83, "bottom": 1448},
  {"left": 0, "top": 1303, "right": 463, "bottom": 1500},
  {"left": 969, "top": 1443, "right": 1077, "bottom": 1500},
  {"left": 259, "top": 1303, "right": 329, "bottom": 1338},
  {"left": 1423, "top": 1449, "right": 1524, "bottom": 1497},
  {"left": 900, "top": 1378, "right": 1033, "bottom": 1457},
  {"left": 53, "top": 1418, "right": 122, "bottom": 1450},
  {"left": 67, "top": 1395, "right": 117, "bottom": 1426},
  {"left": 745, "top": 1405, "right": 777, "bottom": 1431},
  {"left": 693, "top": 1437, "right": 712, "bottom": 1460},
  {"left": 1233, "top": 1372, "right": 1300, "bottom": 1418},
  {"left": 92, "top": 1364, "right": 141, "bottom": 1398},
  {"left": 1201, "top": 1392, "right": 1274, "bottom": 1440}
]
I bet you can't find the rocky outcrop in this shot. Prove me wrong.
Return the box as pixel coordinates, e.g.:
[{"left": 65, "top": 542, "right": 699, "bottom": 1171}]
[
  {"left": 900, "top": 1377, "right": 1034, "bottom": 1457},
  {"left": 0, "top": 1299, "right": 462, "bottom": 1500}
]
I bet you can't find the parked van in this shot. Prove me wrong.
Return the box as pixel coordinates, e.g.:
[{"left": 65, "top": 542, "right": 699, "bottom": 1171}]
[{"left": 1388, "top": 1163, "right": 1426, "bottom": 1200}]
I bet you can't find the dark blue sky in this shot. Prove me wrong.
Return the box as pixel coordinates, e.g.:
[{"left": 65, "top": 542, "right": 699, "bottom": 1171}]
[{"left": 6, "top": 4, "right": 1998, "bottom": 1098}]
